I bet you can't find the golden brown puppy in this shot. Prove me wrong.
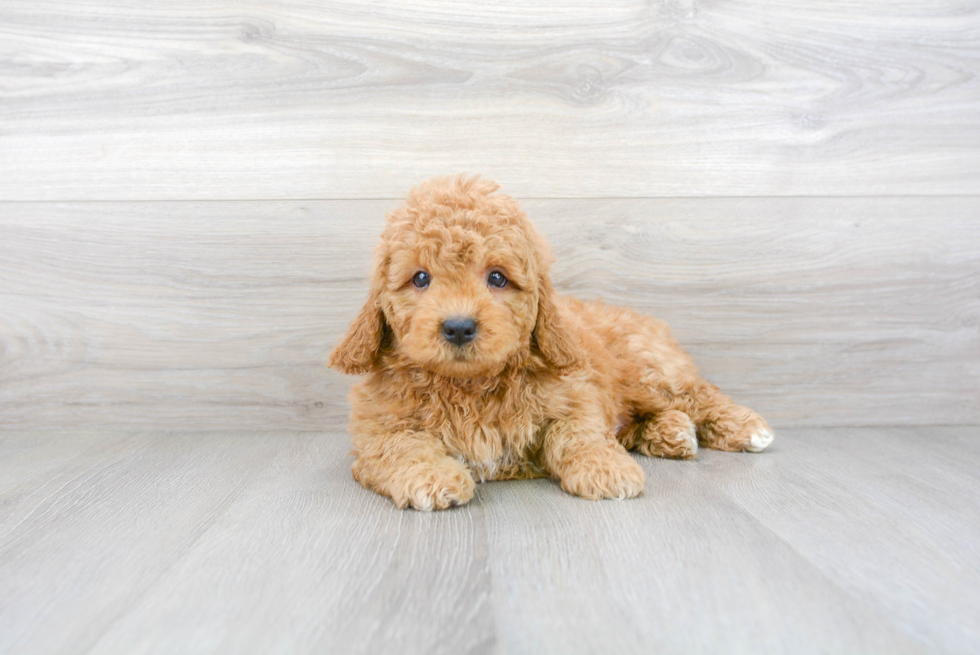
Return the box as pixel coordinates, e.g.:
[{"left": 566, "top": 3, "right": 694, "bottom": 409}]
[{"left": 330, "top": 175, "right": 773, "bottom": 510}]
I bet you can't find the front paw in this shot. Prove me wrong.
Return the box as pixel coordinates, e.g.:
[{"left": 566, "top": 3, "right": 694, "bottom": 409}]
[
  {"left": 559, "top": 446, "right": 645, "bottom": 500},
  {"left": 391, "top": 460, "right": 476, "bottom": 511}
]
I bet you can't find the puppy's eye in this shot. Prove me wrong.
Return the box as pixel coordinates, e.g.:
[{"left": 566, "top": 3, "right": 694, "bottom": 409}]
[
  {"left": 487, "top": 271, "right": 508, "bottom": 288},
  {"left": 412, "top": 271, "right": 431, "bottom": 288}
]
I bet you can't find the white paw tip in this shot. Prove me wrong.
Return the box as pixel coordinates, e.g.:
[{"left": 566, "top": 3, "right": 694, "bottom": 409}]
[
  {"left": 747, "top": 429, "right": 774, "bottom": 452},
  {"left": 684, "top": 425, "right": 698, "bottom": 454}
]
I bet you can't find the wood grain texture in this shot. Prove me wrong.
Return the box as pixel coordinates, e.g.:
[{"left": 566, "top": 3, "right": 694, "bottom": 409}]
[
  {"left": 85, "top": 434, "right": 494, "bottom": 655},
  {"left": 1, "top": 197, "right": 977, "bottom": 430},
  {"left": 699, "top": 426, "right": 980, "bottom": 653},
  {"left": 0, "top": 431, "right": 290, "bottom": 654},
  {"left": 480, "top": 460, "right": 924, "bottom": 655},
  {"left": 5, "top": 428, "right": 980, "bottom": 653},
  {"left": 1, "top": 1, "right": 979, "bottom": 200}
]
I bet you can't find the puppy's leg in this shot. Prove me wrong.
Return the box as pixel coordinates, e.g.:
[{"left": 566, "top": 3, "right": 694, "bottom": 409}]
[
  {"left": 542, "top": 415, "right": 645, "bottom": 500},
  {"left": 596, "top": 309, "right": 773, "bottom": 454},
  {"left": 619, "top": 410, "right": 698, "bottom": 460},
  {"left": 352, "top": 430, "right": 476, "bottom": 510},
  {"left": 689, "top": 382, "right": 774, "bottom": 453}
]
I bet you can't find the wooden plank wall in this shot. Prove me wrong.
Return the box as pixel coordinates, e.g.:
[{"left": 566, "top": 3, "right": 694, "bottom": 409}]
[{"left": 1, "top": 1, "right": 978, "bottom": 429}]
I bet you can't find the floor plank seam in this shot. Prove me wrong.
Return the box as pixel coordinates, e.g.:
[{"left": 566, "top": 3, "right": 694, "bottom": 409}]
[
  {"left": 75, "top": 436, "right": 293, "bottom": 655},
  {"left": 689, "top": 463, "right": 935, "bottom": 653},
  {"left": 0, "top": 434, "right": 148, "bottom": 546}
]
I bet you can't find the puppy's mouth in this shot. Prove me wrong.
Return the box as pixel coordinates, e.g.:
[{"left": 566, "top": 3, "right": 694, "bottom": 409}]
[
  {"left": 400, "top": 320, "right": 518, "bottom": 378},
  {"left": 428, "top": 342, "right": 505, "bottom": 377},
  {"left": 445, "top": 344, "right": 483, "bottom": 368},
  {"left": 449, "top": 345, "right": 475, "bottom": 360}
]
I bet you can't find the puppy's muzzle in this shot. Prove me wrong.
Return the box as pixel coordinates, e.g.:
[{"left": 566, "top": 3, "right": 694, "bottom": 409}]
[{"left": 442, "top": 316, "right": 478, "bottom": 347}]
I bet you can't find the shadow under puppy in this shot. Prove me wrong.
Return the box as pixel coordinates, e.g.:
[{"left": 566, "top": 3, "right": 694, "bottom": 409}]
[{"left": 330, "top": 175, "right": 773, "bottom": 510}]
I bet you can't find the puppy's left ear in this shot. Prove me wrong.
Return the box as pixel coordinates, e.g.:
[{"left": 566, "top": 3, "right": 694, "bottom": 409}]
[
  {"left": 533, "top": 274, "right": 587, "bottom": 373},
  {"left": 328, "top": 260, "right": 388, "bottom": 375}
]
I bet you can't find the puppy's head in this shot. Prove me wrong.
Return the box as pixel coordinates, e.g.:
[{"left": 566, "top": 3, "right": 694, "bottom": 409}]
[{"left": 329, "top": 175, "right": 581, "bottom": 379}]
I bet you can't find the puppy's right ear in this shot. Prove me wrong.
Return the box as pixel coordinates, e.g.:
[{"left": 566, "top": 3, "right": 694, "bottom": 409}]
[
  {"left": 328, "top": 261, "right": 388, "bottom": 375},
  {"left": 533, "top": 273, "right": 586, "bottom": 373}
]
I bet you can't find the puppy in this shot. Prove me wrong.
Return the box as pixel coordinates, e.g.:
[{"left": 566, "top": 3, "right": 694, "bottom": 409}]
[{"left": 329, "top": 175, "right": 773, "bottom": 510}]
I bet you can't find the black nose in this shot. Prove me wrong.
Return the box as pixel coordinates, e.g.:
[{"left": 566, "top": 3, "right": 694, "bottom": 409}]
[{"left": 442, "top": 317, "right": 478, "bottom": 347}]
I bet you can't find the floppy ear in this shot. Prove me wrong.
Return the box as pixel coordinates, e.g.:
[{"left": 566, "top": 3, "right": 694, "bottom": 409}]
[
  {"left": 533, "top": 274, "right": 587, "bottom": 373},
  {"left": 328, "top": 267, "right": 388, "bottom": 375}
]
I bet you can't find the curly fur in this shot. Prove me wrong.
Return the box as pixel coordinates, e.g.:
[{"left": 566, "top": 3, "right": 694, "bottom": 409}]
[{"left": 330, "top": 175, "right": 773, "bottom": 510}]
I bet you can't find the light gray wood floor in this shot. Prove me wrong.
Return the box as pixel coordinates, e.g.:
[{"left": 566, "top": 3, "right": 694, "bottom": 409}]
[{"left": 1, "top": 427, "right": 978, "bottom": 654}]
